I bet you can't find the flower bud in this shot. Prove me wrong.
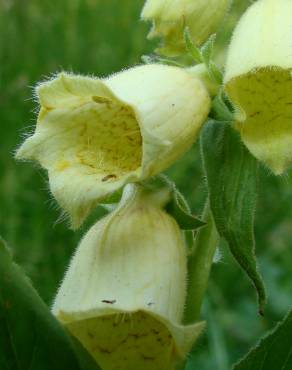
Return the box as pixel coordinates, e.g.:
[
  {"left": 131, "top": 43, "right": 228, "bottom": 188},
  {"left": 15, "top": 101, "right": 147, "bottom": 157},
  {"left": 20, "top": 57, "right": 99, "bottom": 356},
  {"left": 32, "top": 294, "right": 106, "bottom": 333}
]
[
  {"left": 16, "top": 64, "right": 210, "bottom": 227},
  {"left": 224, "top": 0, "right": 292, "bottom": 174},
  {"left": 52, "top": 184, "right": 204, "bottom": 370},
  {"left": 142, "top": 0, "right": 230, "bottom": 56}
]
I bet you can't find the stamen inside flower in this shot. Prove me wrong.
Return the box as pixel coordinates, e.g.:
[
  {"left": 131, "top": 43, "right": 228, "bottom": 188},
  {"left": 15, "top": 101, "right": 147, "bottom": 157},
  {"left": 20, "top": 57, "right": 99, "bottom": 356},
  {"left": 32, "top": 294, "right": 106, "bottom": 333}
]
[
  {"left": 66, "top": 311, "right": 176, "bottom": 370},
  {"left": 225, "top": 67, "right": 292, "bottom": 174},
  {"left": 52, "top": 96, "right": 143, "bottom": 181}
]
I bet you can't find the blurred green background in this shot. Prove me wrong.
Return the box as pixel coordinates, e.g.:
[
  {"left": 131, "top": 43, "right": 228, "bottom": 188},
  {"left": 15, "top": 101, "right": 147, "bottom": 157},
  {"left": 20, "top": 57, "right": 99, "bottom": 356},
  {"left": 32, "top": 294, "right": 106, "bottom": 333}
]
[{"left": 0, "top": 0, "right": 291, "bottom": 369}]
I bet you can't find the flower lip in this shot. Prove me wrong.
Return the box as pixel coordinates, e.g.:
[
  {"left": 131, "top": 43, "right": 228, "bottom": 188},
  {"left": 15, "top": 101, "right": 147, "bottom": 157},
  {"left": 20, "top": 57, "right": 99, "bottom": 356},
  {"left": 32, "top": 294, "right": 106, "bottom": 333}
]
[
  {"left": 56, "top": 307, "right": 204, "bottom": 369},
  {"left": 19, "top": 74, "right": 144, "bottom": 182},
  {"left": 66, "top": 311, "right": 176, "bottom": 370},
  {"left": 225, "top": 66, "right": 292, "bottom": 174}
]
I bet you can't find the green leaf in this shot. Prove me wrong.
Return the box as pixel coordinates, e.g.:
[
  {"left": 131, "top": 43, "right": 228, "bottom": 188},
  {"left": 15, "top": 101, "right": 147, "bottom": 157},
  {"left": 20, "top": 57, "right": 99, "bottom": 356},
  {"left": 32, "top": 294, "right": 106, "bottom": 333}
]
[
  {"left": 200, "top": 120, "right": 266, "bottom": 313},
  {"left": 233, "top": 310, "right": 292, "bottom": 370},
  {"left": 0, "top": 237, "right": 101, "bottom": 370}
]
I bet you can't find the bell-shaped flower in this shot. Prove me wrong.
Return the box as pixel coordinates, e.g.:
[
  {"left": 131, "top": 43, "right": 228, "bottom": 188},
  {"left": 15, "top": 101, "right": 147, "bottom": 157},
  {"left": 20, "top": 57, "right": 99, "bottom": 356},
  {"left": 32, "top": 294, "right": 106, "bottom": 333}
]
[
  {"left": 16, "top": 64, "right": 210, "bottom": 227},
  {"left": 142, "top": 0, "right": 230, "bottom": 56},
  {"left": 224, "top": 0, "right": 292, "bottom": 174},
  {"left": 52, "top": 184, "right": 204, "bottom": 370}
]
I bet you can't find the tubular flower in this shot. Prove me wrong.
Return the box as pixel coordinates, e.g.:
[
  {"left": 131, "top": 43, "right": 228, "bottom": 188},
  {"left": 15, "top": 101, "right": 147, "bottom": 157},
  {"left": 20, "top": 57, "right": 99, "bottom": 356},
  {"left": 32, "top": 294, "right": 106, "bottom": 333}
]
[
  {"left": 52, "top": 184, "right": 204, "bottom": 370},
  {"left": 224, "top": 0, "right": 292, "bottom": 174},
  {"left": 16, "top": 64, "right": 210, "bottom": 228},
  {"left": 141, "top": 0, "right": 230, "bottom": 56}
]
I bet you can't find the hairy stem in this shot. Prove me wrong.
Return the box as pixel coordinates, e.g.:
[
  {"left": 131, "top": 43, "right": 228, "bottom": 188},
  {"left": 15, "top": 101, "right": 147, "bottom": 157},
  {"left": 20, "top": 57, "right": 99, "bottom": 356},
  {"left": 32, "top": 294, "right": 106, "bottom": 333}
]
[{"left": 184, "top": 201, "right": 219, "bottom": 324}]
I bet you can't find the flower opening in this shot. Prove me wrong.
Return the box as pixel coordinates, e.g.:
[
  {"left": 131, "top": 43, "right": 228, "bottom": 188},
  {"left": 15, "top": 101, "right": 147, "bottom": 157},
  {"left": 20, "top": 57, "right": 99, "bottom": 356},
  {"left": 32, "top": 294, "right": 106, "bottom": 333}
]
[{"left": 16, "top": 65, "right": 210, "bottom": 227}]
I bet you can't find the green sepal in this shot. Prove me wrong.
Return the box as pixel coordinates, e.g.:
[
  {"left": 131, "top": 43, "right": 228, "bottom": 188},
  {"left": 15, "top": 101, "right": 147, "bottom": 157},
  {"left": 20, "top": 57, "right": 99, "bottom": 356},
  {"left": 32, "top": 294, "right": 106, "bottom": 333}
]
[
  {"left": 166, "top": 188, "right": 206, "bottom": 231},
  {"left": 200, "top": 120, "right": 266, "bottom": 314},
  {"left": 200, "top": 34, "right": 216, "bottom": 66},
  {"left": 184, "top": 28, "right": 202, "bottom": 63},
  {"left": 200, "top": 34, "right": 223, "bottom": 84},
  {"left": 208, "top": 61, "right": 223, "bottom": 85},
  {"left": 184, "top": 30, "right": 223, "bottom": 84},
  {"left": 142, "top": 175, "right": 206, "bottom": 232}
]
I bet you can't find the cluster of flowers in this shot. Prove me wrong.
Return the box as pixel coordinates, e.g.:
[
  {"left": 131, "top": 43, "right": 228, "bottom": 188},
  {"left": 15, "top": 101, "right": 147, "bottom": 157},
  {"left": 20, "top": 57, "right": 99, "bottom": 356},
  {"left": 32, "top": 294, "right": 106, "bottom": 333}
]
[{"left": 16, "top": 0, "right": 292, "bottom": 369}]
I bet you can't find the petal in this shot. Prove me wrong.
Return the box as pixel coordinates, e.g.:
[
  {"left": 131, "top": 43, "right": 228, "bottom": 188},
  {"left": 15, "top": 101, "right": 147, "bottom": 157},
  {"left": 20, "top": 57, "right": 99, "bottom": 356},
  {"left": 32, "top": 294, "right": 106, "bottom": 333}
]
[
  {"left": 37, "top": 73, "right": 115, "bottom": 109},
  {"left": 49, "top": 167, "right": 138, "bottom": 229},
  {"left": 141, "top": 0, "right": 166, "bottom": 19},
  {"left": 224, "top": 0, "right": 292, "bottom": 84},
  {"left": 142, "top": 0, "right": 230, "bottom": 55},
  {"left": 57, "top": 309, "right": 204, "bottom": 370},
  {"left": 224, "top": 0, "right": 292, "bottom": 174},
  {"left": 17, "top": 66, "right": 210, "bottom": 226},
  {"left": 104, "top": 64, "right": 210, "bottom": 177},
  {"left": 17, "top": 77, "right": 144, "bottom": 227},
  {"left": 52, "top": 186, "right": 203, "bottom": 369},
  {"left": 225, "top": 67, "right": 292, "bottom": 174}
]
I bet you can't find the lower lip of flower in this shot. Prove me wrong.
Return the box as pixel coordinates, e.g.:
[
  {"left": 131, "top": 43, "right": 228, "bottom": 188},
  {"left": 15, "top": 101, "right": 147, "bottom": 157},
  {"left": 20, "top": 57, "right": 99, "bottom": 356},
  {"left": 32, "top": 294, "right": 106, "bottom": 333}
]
[
  {"left": 225, "top": 66, "right": 292, "bottom": 174},
  {"left": 66, "top": 311, "right": 177, "bottom": 370}
]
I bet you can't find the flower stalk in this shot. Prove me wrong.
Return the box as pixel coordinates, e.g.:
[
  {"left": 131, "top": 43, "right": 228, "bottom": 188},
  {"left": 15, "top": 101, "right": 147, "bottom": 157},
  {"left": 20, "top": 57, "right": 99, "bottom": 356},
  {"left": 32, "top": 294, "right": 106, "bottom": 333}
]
[{"left": 184, "top": 201, "right": 219, "bottom": 324}]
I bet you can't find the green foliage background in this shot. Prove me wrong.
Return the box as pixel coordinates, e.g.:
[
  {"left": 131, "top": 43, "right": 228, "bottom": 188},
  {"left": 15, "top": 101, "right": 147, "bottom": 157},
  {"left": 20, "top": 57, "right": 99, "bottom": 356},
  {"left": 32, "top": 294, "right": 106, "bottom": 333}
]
[{"left": 0, "top": 0, "right": 291, "bottom": 369}]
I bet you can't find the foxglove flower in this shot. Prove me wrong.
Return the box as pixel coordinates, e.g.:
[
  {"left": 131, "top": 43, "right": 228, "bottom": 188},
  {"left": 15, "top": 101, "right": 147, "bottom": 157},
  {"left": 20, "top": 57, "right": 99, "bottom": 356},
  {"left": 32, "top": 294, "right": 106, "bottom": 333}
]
[
  {"left": 16, "top": 64, "right": 210, "bottom": 227},
  {"left": 224, "top": 0, "right": 292, "bottom": 174},
  {"left": 52, "top": 184, "right": 204, "bottom": 370},
  {"left": 142, "top": 0, "right": 230, "bottom": 56}
]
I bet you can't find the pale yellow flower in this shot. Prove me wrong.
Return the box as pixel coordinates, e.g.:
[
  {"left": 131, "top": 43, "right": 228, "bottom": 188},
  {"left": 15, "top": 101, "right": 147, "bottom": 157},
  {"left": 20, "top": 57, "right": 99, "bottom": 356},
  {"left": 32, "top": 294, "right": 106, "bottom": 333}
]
[
  {"left": 224, "top": 0, "right": 292, "bottom": 174},
  {"left": 16, "top": 64, "right": 210, "bottom": 227},
  {"left": 52, "top": 184, "right": 204, "bottom": 370},
  {"left": 142, "top": 0, "right": 230, "bottom": 56}
]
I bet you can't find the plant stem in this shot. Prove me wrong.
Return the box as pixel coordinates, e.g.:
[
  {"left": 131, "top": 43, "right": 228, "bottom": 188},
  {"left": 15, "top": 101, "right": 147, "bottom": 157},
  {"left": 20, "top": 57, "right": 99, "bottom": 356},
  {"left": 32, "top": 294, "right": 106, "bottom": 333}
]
[{"left": 184, "top": 200, "right": 219, "bottom": 324}]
